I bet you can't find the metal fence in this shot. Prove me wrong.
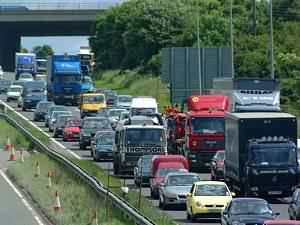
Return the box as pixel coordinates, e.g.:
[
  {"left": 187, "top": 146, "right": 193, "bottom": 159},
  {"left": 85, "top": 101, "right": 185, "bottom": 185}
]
[{"left": 0, "top": 1, "right": 126, "bottom": 10}]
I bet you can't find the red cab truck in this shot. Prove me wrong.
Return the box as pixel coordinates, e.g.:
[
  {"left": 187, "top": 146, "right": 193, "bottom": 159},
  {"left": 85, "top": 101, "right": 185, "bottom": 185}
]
[
  {"left": 150, "top": 155, "right": 189, "bottom": 199},
  {"left": 180, "top": 95, "right": 229, "bottom": 172}
]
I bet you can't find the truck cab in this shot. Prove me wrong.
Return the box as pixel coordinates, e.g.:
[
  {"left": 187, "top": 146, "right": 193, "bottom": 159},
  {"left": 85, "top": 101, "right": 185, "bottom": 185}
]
[
  {"left": 15, "top": 53, "right": 36, "bottom": 80},
  {"left": 113, "top": 125, "right": 167, "bottom": 175},
  {"left": 181, "top": 95, "right": 229, "bottom": 172},
  {"left": 130, "top": 97, "right": 158, "bottom": 117},
  {"left": 79, "top": 93, "right": 106, "bottom": 118}
]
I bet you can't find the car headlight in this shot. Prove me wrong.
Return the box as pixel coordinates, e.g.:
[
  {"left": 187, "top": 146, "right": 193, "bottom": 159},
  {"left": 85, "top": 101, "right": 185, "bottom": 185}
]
[
  {"left": 232, "top": 221, "right": 245, "bottom": 225},
  {"left": 195, "top": 201, "right": 203, "bottom": 208}
]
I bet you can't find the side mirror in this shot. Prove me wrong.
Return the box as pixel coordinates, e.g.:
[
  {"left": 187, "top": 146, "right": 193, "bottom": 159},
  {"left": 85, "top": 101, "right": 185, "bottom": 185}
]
[{"left": 231, "top": 192, "right": 236, "bottom": 197}]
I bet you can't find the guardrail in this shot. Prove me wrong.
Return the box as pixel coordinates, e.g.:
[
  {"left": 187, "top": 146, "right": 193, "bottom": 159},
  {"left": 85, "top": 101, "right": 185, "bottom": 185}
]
[
  {"left": 0, "top": 100, "right": 156, "bottom": 225},
  {"left": 0, "top": 1, "right": 126, "bottom": 10}
]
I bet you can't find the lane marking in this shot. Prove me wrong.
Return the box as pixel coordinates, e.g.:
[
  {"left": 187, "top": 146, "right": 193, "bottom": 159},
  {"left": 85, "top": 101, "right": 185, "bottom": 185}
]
[
  {"left": 0, "top": 100, "right": 81, "bottom": 159},
  {"left": 0, "top": 170, "right": 45, "bottom": 225}
]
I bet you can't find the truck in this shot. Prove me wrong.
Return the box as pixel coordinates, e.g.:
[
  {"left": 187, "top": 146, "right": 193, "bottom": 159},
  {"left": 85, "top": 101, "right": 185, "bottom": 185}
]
[
  {"left": 47, "top": 55, "right": 82, "bottom": 105},
  {"left": 79, "top": 93, "right": 106, "bottom": 118},
  {"left": 130, "top": 97, "right": 158, "bottom": 116},
  {"left": 15, "top": 53, "right": 36, "bottom": 80},
  {"left": 166, "top": 95, "right": 229, "bottom": 172},
  {"left": 113, "top": 124, "right": 167, "bottom": 175},
  {"left": 36, "top": 58, "right": 47, "bottom": 74},
  {"left": 224, "top": 112, "right": 298, "bottom": 197}
]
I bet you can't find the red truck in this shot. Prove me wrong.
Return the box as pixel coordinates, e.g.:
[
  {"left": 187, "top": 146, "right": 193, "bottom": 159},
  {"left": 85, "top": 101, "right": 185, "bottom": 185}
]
[
  {"left": 149, "top": 155, "right": 189, "bottom": 199},
  {"left": 166, "top": 95, "right": 229, "bottom": 172}
]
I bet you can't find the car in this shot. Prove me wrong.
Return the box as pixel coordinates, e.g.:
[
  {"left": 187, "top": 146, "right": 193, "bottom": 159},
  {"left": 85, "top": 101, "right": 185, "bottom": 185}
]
[
  {"left": 221, "top": 198, "right": 278, "bottom": 225},
  {"left": 53, "top": 115, "right": 75, "bottom": 138},
  {"left": 134, "top": 155, "right": 155, "bottom": 187},
  {"left": 210, "top": 150, "right": 225, "bottom": 181},
  {"left": 0, "top": 80, "right": 11, "bottom": 93},
  {"left": 18, "top": 81, "right": 46, "bottom": 110},
  {"left": 18, "top": 72, "right": 34, "bottom": 81},
  {"left": 115, "top": 111, "right": 130, "bottom": 130},
  {"left": 116, "top": 95, "right": 132, "bottom": 109},
  {"left": 107, "top": 108, "right": 127, "bottom": 129},
  {"left": 49, "top": 111, "right": 72, "bottom": 132},
  {"left": 6, "top": 85, "right": 23, "bottom": 102},
  {"left": 63, "top": 119, "right": 81, "bottom": 142},
  {"left": 33, "top": 101, "right": 55, "bottom": 121},
  {"left": 103, "top": 89, "right": 118, "bottom": 107},
  {"left": 186, "top": 181, "right": 234, "bottom": 221},
  {"left": 79, "top": 117, "right": 112, "bottom": 150},
  {"left": 288, "top": 187, "right": 300, "bottom": 220},
  {"left": 45, "top": 105, "right": 68, "bottom": 127},
  {"left": 0, "top": 65, "right": 3, "bottom": 79},
  {"left": 158, "top": 172, "right": 201, "bottom": 209},
  {"left": 91, "top": 131, "right": 115, "bottom": 161}
]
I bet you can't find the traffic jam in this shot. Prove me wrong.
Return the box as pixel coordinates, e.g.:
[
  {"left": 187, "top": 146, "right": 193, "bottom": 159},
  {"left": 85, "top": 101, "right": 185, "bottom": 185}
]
[{"left": 2, "top": 53, "right": 300, "bottom": 224}]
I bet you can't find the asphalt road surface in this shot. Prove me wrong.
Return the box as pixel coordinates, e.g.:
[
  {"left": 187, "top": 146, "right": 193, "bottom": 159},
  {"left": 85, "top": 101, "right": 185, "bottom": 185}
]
[{"left": 1, "top": 72, "right": 291, "bottom": 225}]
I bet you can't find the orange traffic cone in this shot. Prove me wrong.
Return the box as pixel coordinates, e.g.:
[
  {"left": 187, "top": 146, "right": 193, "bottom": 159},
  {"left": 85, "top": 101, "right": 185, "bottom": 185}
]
[
  {"left": 53, "top": 191, "right": 63, "bottom": 212},
  {"left": 4, "top": 137, "right": 11, "bottom": 151},
  {"left": 9, "top": 145, "right": 16, "bottom": 161},
  {"left": 34, "top": 161, "right": 40, "bottom": 177},
  {"left": 47, "top": 171, "right": 52, "bottom": 188}
]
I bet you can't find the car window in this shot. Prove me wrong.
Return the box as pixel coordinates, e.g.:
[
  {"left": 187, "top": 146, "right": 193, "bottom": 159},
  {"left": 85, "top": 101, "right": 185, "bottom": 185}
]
[
  {"left": 230, "top": 201, "right": 272, "bottom": 215},
  {"left": 167, "top": 175, "right": 200, "bottom": 186},
  {"left": 194, "top": 184, "right": 229, "bottom": 196}
]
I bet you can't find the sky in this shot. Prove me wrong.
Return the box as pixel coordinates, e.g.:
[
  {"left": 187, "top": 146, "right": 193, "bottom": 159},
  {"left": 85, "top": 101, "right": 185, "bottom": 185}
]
[{"left": 16, "top": 0, "right": 125, "bottom": 54}]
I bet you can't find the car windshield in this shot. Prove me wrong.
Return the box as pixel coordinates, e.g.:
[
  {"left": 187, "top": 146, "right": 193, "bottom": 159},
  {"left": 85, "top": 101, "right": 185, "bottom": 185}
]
[
  {"left": 157, "top": 168, "right": 182, "bottom": 177},
  {"left": 109, "top": 110, "right": 124, "bottom": 117},
  {"left": 250, "top": 147, "right": 297, "bottom": 166},
  {"left": 118, "top": 96, "right": 132, "bottom": 103},
  {"left": 52, "top": 111, "right": 71, "bottom": 119},
  {"left": 9, "top": 87, "right": 22, "bottom": 92},
  {"left": 96, "top": 134, "right": 114, "bottom": 145},
  {"left": 37, "top": 102, "right": 53, "bottom": 112},
  {"left": 214, "top": 151, "right": 225, "bottom": 160},
  {"left": 194, "top": 184, "right": 229, "bottom": 196},
  {"left": 167, "top": 175, "right": 200, "bottom": 186},
  {"left": 57, "top": 116, "right": 72, "bottom": 126},
  {"left": 83, "top": 120, "right": 110, "bottom": 129},
  {"left": 0, "top": 80, "right": 11, "bottom": 86},
  {"left": 83, "top": 76, "right": 92, "bottom": 83},
  {"left": 54, "top": 75, "right": 81, "bottom": 83},
  {"left": 49, "top": 106, "right": 67, "bottom": 115},
  {"left": 66, "top": 120, "right": 81, "bottom": 127},
  {"left": 131, "top": 108, "right": 156, "bottom": 116},
  {"left": 83, "top": 95, "right": 104, "bottom": 104},
  {"left": 126, "top": 128, "right": 165, "bottom": 145},
  {"left": 20, "top": 74, "right": 32, "bottom": 79},
  {"left": 191, "top": 117, "right": 224, "bottom": 134},
  {"left": 231, "top": 201, "right": 272, "bottom": 215}
]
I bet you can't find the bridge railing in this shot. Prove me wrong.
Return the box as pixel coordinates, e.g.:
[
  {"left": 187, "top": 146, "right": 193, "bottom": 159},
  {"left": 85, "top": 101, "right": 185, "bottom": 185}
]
[{"left": 0, "top": 1, "right": 125, "bottom": 10}]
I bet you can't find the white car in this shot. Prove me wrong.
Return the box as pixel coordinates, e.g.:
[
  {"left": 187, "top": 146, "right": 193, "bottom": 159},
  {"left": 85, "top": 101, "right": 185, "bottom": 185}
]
[
  {"left": 6, "top": 85, "right": 23, "bottom": 102},
  {"left": 116, "top": 95, "right": 132, "bottom": 109},
  {"left": 18, "top": 73, "right": 34, "bottom": 81},
  {"left": 0, "top": 66, "right": 3, "bottom": 79}
]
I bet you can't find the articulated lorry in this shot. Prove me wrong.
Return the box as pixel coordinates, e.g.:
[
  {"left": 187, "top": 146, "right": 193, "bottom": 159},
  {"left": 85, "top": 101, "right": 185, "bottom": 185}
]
[
  {"left": 15, "top": 53, "right": 36, "bottom": 80},
  {"left": 225, "top": 112, "right": 298, "bottom": 197},
  {"left": 47, "top": 55, "right": 82, "bottom": 105}
]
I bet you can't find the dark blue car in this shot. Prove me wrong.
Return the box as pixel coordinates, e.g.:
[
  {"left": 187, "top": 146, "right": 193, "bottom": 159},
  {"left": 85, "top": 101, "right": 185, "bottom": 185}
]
[{"left": 91, "top": 131, "right": 115, "bottom": 162}]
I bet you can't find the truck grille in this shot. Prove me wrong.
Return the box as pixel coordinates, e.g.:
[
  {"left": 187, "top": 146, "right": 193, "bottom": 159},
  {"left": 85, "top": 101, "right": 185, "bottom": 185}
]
[{"left": 199, "top": 139, "right": 224, "bottom": 149}]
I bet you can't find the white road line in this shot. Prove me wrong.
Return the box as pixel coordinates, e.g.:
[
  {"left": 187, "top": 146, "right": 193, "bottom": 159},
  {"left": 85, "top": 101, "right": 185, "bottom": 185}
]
[
  {"left": 0, "top": 100, "right": 81, "bottom": 159},
  {"left": 0, "top": 170, "right": 45, "bottom": 225}
]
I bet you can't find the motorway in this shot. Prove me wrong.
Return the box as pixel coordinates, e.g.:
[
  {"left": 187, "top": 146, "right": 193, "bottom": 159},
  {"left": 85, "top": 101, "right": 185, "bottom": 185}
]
[{"left": 1, "top": 72, "right": 291, "bottom": 225}]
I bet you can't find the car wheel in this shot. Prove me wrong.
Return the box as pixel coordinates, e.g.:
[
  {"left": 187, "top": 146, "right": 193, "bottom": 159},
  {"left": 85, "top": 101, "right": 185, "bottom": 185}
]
[
  {"left": 53, "top": 132, "right": 57, "bottom": 138},
  {"left": 22, "top": 107, "right": 26, "bottom": 111},
  {"left": 80, "top": 143, "right": 86, "bottom": 150},
  {"left": 91, "top": 150, "right": 93, "bottom": 157},
  {"left": 190, "top": 207, "right": 196, "bottom": 222},
  {"left": 158, "top": 195, "right": 163, "bottom": 208},
  {"left": 150, "top": 188, "right": 154, "bottom": 199},
  {"left": 6, "top": 99, "right": 9, "bottom": 102}
]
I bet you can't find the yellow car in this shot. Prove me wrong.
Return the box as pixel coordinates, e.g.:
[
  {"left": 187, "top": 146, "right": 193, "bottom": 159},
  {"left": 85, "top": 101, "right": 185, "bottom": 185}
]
[
  {"left": 186, "top": 181, "right": 234, "bottom": 221},
  {"left": 79, "top": 93, "right": 106, "bottom": 118}
]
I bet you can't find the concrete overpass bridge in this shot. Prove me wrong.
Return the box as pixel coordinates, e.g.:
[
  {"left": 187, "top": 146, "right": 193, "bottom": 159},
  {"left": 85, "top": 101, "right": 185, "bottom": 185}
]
[{"left": 0, "top": 1, "right": 124, "bottom": 71}]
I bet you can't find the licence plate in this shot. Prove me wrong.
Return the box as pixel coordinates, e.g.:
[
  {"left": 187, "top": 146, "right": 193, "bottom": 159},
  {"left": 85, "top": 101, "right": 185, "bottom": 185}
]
[
  {"left": 268, "top": 191, "right": 282, "bottom": 195},
  {"left": 65, "top": 96, "right": 73, "bottom": 99},
  {"left": 205, "top": 163, "right": 210, "bottom": 166}
]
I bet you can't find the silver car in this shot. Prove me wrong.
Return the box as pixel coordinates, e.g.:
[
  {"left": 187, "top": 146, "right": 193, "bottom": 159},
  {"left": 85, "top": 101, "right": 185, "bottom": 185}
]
[
  {"left": 158, "top": 172, "right": 200, "bottom": 210},
  {"left": 49, "top": 111, "right": 72, "bottom": 132}
]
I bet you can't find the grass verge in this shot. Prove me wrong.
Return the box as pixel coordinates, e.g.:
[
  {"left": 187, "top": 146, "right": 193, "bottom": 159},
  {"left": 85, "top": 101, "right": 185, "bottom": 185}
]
[
  {"left": 94, "top": 70, "right": 170, "bottom": 112},
  {"left": 7, "top": 153, "right": 130, "bottom": 225}
]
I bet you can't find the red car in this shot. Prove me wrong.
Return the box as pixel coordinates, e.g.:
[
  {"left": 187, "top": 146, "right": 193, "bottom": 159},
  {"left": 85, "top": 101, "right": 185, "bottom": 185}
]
[
  {"left": 264, "top": 220, "right": 300, "bottom": 225},
  {"left": 63, "top": 119, "right": 81, "bottom": 142}
]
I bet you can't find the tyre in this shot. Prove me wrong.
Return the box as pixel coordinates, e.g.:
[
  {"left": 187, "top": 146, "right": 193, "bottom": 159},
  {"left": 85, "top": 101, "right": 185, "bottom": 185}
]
[
  {"left": 22, "top": 107, "right": 26, "bottom": 111},
  {"left": 79, "top": 143, "right": 86, "bottom": 150},
  {"left": 190, "top": 208, "right": 197, "bottom": 222},
  {"left": 159, "top": 195, "right": 168, "bottom": 210},
  {"left": 53, "top": 132, "right": 57, "bottom": 138},
  {"left": 6, "top": 98, "right": 9, "bottom": 102}
]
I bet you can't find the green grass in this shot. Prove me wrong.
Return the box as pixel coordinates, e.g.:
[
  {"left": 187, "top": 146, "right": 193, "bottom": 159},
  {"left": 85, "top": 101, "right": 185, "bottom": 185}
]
[
  {"left": 8, "top": 153, "right": 130, "bottom": 225},
  {"left": 0, "top": 120, "right": 29, "bottom": 149},
  {"left": 94, "top": 70, "right": 170, "bottom": 112}
]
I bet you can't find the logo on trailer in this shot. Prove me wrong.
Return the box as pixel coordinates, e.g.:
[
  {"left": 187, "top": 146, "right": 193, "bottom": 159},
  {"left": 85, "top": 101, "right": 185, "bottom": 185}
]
[{"left": 192, "top": 96, "right": 199, "bottom": 103}]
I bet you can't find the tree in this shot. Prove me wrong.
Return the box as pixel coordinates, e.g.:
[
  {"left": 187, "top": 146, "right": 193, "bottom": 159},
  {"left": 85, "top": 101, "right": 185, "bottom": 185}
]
[
  {"left": 32, "top": 45, "right": 54, "bottom": 58},
  {"left": 20, "top": 47, "right": 29, "bottom": 53}
]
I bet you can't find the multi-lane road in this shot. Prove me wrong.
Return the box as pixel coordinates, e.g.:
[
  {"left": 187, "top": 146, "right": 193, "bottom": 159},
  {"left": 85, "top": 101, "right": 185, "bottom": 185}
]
[{"left": 1, "top": 72, "right": 292, "bottom": 225}]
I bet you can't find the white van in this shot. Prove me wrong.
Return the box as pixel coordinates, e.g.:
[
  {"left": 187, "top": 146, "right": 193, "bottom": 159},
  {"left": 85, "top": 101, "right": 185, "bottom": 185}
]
[{"left": 130, "top": 97, "right": 158, "bottom": 116}]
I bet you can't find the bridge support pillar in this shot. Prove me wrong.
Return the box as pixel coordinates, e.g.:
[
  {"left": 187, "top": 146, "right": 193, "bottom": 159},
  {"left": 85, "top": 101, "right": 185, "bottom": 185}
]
[{"left": 0, "top": 32, "right": 21, "bottom": 72}]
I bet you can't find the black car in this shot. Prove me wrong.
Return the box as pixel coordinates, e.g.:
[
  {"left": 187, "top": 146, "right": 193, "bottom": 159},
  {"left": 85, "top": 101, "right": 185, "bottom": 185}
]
[
  {"left": 210, "top": 150, "right": 225, "bottom": 181},
  {"left": 0, "top": 80, "right": 11, "bottom": 93},
  {"left": 53, "top": 115, "right": 75, "bottom": 138},
  {"left": 134, "top": 155, "right": 154, "bottom": 186},
  {"left": 91, "top": 131, "right": 115, "bottom": 161},
  {"left": 288, "top": 187, "right": 300, "bottom": 220},
  {"left": 79, "top": 117, "right": 112, "bottom": 150},
  {"left": 45, "top": 105, "right": 68, "bottom": 127},
  {"left": 21, "top": 89, "right": 46, "bottom": 111},
  {"left": 33, "top": 101, "right": 55, "bottom": 121},
  {"left": 221, "top": 198, "right": 278, "bottom": 225}
]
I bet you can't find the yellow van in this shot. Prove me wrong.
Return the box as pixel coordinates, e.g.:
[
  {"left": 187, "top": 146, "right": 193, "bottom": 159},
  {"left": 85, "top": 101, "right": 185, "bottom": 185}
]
[{"left": 79, "top": 93, "right": 106, "bottom": 118}]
